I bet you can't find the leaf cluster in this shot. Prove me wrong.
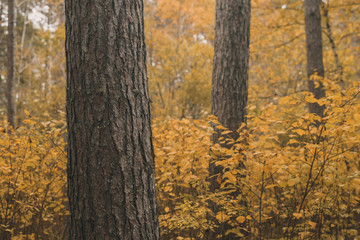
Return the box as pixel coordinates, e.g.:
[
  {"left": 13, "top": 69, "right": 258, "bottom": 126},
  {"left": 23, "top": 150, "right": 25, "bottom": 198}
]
[
  {"left": 0, "top": 112, "right": 68, "bottom": 239},
  {"left": 154, "top": 80, "right": 360, "bottom": 239}
]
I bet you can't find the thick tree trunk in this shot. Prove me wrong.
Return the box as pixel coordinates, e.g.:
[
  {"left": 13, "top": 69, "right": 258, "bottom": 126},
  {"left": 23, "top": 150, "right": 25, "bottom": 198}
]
[
  {"left": 65, "top": 1, "right": 160, "bottom": 239},
  {"left": 6, "top": 0, "right": 15, "bottom": 127},
  {"left": 209, "top": 0, "right": 250, "bottom": 238},
  {"left": 304, "top": 0, "right": 326, "bottom": 117}
]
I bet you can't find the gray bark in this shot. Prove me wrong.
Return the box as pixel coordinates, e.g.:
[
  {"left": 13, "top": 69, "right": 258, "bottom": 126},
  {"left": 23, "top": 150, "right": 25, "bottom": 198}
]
[
  {"left": 304, "top": 0, "right": 326, "bottom": 117},
  {"left": 65, "top": 0, "right": 160, "bottom": 239},
  {"left": 6, "top": 0, "right": 15, "bottom": 127},
  {"left": 323, "top": 3, "right": 344, "bottom": 87},
  {"left": 209, "top": 0, "right": 251, "bottom": 239}
]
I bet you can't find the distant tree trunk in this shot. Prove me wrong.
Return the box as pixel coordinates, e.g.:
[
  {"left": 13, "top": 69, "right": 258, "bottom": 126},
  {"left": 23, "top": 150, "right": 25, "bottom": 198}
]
[
  {"left": 304, "top": 0, "right": 325, "bottom": 117},
  {"left": 0, "top": 1, "right": 4, "bottom": 105},
  {"left": 6, "top": 0, "right": 15, "bottom": 127},
  {"left": 208, "top": 0, "right": 250, "bottom": 238},
  {"left": 16, "top": 0, "right": 29, "bottom": 126},
  {"left": 322, "top": 2, "right": 344, "bottom": 88},
  {"left": 65, "top": 0, "right": 160, "bottom": 239}
]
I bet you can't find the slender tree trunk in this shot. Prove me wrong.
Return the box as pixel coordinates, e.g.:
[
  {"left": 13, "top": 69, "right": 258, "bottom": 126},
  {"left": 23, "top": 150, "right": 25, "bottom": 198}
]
[
  {"left": 323, "top": 2, "right": 344, "bottom": 88},
  {"left": 0, "top": 0, "right": 4, "bottom": 103},
  {"left": 16, "top": 0, "right": 29, "bottom": 126},
  {"left": 209, "top": 0, "right": 250, "bottom": 238},
  {"left": 6, "top": 0, "right": 15, "bottom": 127},
  {"left": 65, "top": 0, "right": 160, "bottom": 239},
  {"left": 304, "top": 0, "right": 326, "bottom": 117}
]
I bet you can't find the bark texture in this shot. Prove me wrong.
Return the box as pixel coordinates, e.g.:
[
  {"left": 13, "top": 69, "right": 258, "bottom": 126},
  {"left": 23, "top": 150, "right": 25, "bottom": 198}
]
[
  {"left": 210, "top": 0, "right": 250, "bottom": 192},
  {"left": 65, "top": 0, "right": 160, "bottom": 239},
  {"left": 6, "top": 0, "right": 15, "bottom": 127},
  {"left": 304, "top": 0, "right": 326, "bottom": 117},
  {"left": 209, "top": 0, "right": 250, "bottom": 238},
  {"left": 323, "top": 3, "right": 344, "bottom": 87}
]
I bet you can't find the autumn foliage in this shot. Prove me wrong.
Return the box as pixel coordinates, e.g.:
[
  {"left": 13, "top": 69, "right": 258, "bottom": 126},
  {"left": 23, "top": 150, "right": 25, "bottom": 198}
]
[
  {"left": 2, "top": 82, "right": 359, "bottom": 239},
  {"left": 153, "top": 79, "right": 360, "bottom": 239},
  {"left": 0, "top": 113, "right": 67, "bottom": 239}
]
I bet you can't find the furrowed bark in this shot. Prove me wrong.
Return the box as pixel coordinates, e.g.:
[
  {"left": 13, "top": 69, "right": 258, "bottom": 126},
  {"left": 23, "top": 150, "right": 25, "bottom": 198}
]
[
  {"left": 6, "top": 0, "right": 15, "bottom": 127},
  {"left": 208, "top": 0, "right": 251, "bottom": 238},
  {"left": 65, "top": 0, "right": 160, "bottom": 239},
  {"left": 304, "top": 0, "right": 326, "bottom": 118}
]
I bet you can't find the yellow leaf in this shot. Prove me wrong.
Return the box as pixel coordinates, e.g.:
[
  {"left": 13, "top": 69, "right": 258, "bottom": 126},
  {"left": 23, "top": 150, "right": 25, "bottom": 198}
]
[
  {"left": 24, "top": 110, "right": 31, "bottom": 116},
  {"left": 221, "top": 130, "right": 232, "bottom": 135},
  {"left": 216, "top": 125, "right": 228, "bottom": 130},
  {"left": 354, "top": 113, "right": 360, "bottom": 122},
  {"left": 293, "top": 213, "right": 302, "bottom": 219},
  {"left": 308, "top": 221, "right": 317, "bottom": 229},
  {"left": 23, "top": 119, "right": 36, "bottom": 125},
  {"left": 217, "top": 174, "right": 222, "bottom": 184},
  {"left": 223, "top": 171, "right": 237, "bottom": 182},
  {"left": 236, "top": 216, "right": 246, "bottom": 224},
  {"left": 278, "top": 181, "right": 287, "bottom": 188},
  {"left": 299, "top": 231, "right": 311, "bottom": 238},
  {"left": 216, "top": 212, "right": 230, "bottom": 223},
  {"left": 295, "top": 129, "right": 306, "bottom": 136},
  {"left": 279, "top": 96, "right": 293, "bottom": 105},
  {"left": 265, "top": 184, "right": 277, "bottom": 189},
  {"left": 287, "top": 179, "right": 297, "bottom": 187},
  {"left": 305, "top": 95, "right": 317, "bottom": 104}
]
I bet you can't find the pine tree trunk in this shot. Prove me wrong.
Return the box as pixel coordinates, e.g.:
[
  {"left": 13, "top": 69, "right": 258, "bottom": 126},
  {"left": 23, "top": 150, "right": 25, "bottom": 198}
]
[
  {"left": 65, "top": 0, "right": 160, "bottom": 239},
  {"left": 209, "top": 0, "right": 251, "bottom": 238},
  {"left": 6, "top": 0, "right": 15, "bottom": 127},
  {"left": 304, "top": 0, "right": 326, "bottom": 117}
]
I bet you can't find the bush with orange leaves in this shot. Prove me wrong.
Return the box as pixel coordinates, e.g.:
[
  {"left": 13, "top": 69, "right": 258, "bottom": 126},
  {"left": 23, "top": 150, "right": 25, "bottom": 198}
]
[{"left": 0, "top": 113, "right": 68, "bottom": 240}]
